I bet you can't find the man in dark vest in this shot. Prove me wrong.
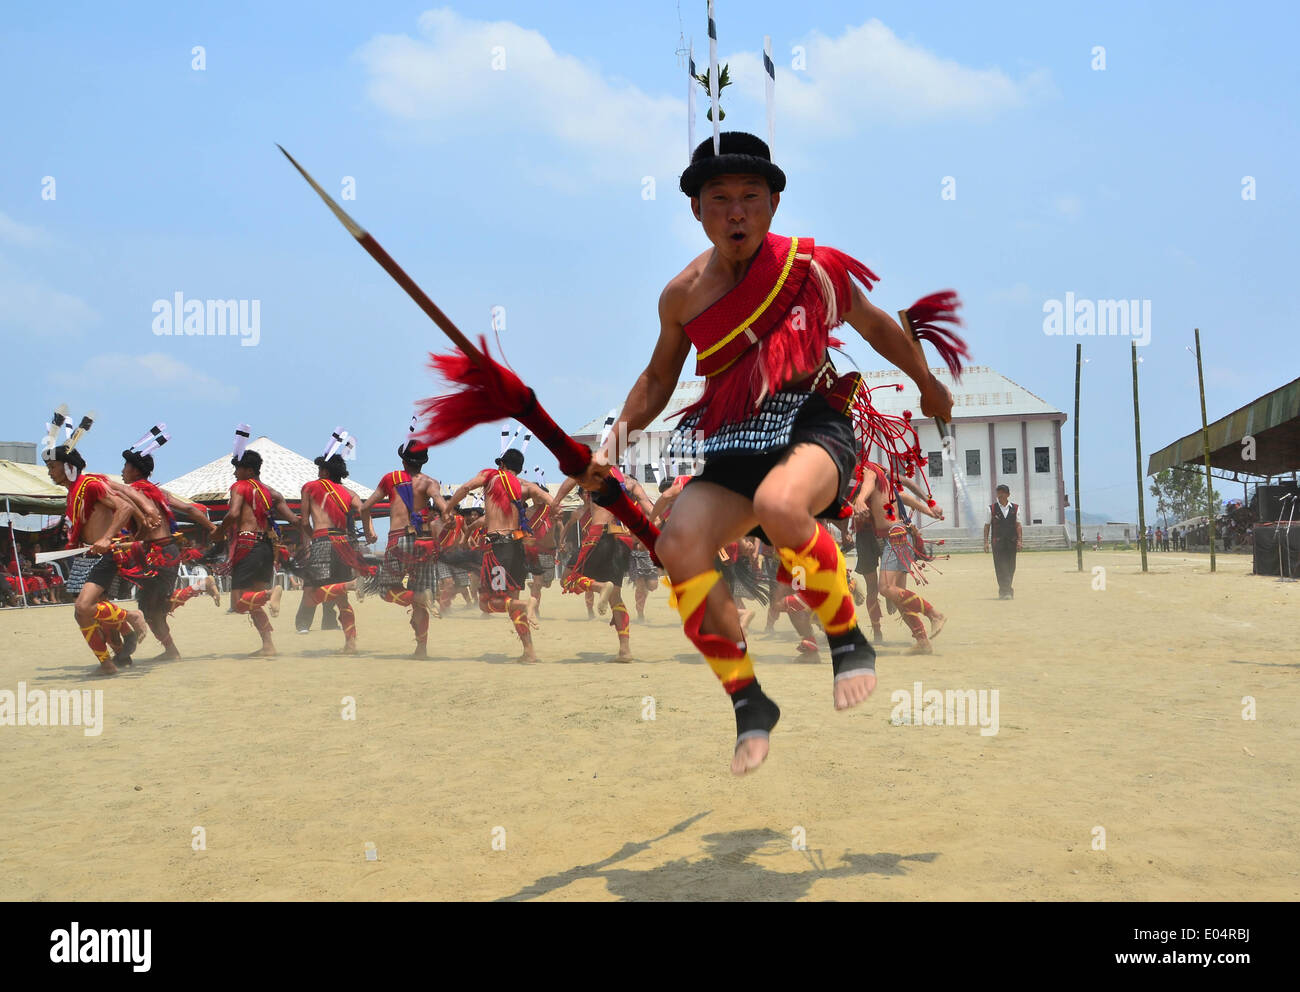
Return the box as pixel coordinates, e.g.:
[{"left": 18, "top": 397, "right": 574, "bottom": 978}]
[{"left": 983, "top": 484, "right": 1022, "bottom": 599}]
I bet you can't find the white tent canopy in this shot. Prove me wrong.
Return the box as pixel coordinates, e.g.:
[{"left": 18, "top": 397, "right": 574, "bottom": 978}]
[{"left": 158, "top": 437, "right": 373, "bottom": 504}]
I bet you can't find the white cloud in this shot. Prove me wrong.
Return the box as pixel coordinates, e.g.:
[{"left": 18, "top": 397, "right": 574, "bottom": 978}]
[
  {"left": 357, "top": 8, "right": 684, "bottom": 189},
  {"left": 51, "top": 353, "right": 239, "bottom": 403},
  {"left": 357, "top": 11, "right": 1048, "bottom": 190},
  {"left": 0, "top": 257, "right": 99, "bottom": 337},
  {"left": 728, "top": 19, "right": 1049, "bottom": 133},
  {"left": 0, "top": 211, "right": 51, "bottom": 247}
]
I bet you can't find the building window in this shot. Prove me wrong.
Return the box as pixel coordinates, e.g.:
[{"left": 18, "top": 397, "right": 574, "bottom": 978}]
[
  {"left": 643, "top": 464, "right": 656, "bottom": 483},
  {"left": 1002, "top": 448, "right": 1017, "bottom": 475},
  {"left": 927, "top": 451, "right": 943, "bottom": 478},
  {"left": 1035, "top": 446, "right": 1051, "bottom": 473},
  {"left": 965, "top": 450, "right": 981, "bottom": 476}
]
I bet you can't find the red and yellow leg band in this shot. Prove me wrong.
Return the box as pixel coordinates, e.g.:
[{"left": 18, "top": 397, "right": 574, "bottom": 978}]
[
  {"left": 777, "top": 523, "right": 858, "bottom": 636},
  {"left": 672, "top": 570, "right": 755, "bottom": 695}
]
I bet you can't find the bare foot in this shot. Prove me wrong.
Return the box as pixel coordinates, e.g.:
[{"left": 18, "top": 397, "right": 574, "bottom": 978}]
[
  {"left": 872, "top": 626, "right": 884, "bottom": 645},
  {"left": 340, "top": 640, "right": 359, "bottom": 655},
  {"left": 516, "top": 650, "right": 538, "bottom": 665},
  {"left": 93, "top": 659, "right": 119, "bottom": 676},
  {"left": 731, "top": 734, "right": 770, "bottom": 775},
  {"left": 614, "top": 648, "right": 633, "bottom": 663},
  {"left": 833, "top": 671, "right": 877, "bottom": 711},
  {"left": 907, "top": 638, "right": 934, "bottom": 656},
  {"left": 127, "top": 610, "right": 148, "bottom": 642},
  {"left": 927, "top": 612, "right": 947, "bottom": 640},
  {"left": 526, "top": 597, "right": 541, "bottom": 629},
  {"left": 248, "top": 645, "right": 277, "bottom": 658},
  {"left": 205, "top": 576, "right": 221, "bottom": 607},
  {"left": 268, "top": 585, "right": 284, "bottom": 618},
  {"left": 738, "top": 608, "right": 755, "bottom": 631},
  {"left": 596, "top": 582, "right": 616, "bottom": 616},
  {"left": 152, "top": 648, "right": 181, "bottom": 661},
  {"left": 796, "top": 638, "right": 820, "bottom": 658},
  {"left": 411, "top": 644, "right": 428, "bottom": 659}
]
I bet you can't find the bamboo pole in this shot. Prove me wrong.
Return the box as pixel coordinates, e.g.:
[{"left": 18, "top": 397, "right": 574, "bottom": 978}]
[
  {"left": 1132, "top": 343, "right": 1148, "bottom": 572},
  {"left": 6, "top": 496, "right": 29, "bottom": 608},
  {"left": 1194, "top": 328, "right": 1216, "bottom": 572},
  {"left": 1074, "top": 344, "right": 1083, "bottom": 571}
]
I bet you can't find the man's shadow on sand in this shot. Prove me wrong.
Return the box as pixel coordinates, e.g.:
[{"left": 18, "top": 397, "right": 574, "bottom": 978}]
[{"left": 497, "top": 812, "right": 939, "bottom": 901}]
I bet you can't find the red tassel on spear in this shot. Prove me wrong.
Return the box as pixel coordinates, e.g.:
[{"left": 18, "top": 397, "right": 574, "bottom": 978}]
[
  {"left": 897, "top": 290, "right": 970, "bottom": 451},
  {"left": 900, "top": 291, "right": 969, "bottom": 380},
  {"left": 277, "top": 145, "right": 660, "bottom": 554}
]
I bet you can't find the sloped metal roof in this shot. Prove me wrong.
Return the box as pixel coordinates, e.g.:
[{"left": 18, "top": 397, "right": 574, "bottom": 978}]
[{"left": 1147, "top": 377, "right": 1300, "bottom": 478}]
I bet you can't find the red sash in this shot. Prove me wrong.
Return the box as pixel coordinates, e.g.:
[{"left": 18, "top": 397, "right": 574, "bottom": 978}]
[
  {"left": 306, "top": 479, "right": 353, "bottom": 528},
  {"left": 66, "top": 474, "right": 109, "bottom": 546},
  {"left": 676, "top": 232, "right": 878, "bottom": 435},
  {"left": 485, "top": 468, "right": 522, "bottom": 515},
  {"left": 232, "top": 479, "right": 272, "bottom": 529},
  {"left": 131, "top": 479, "right": 178, "bottom": 532},
  {"left": 380, "top": 470, "right": 411, "bottom": 499}
]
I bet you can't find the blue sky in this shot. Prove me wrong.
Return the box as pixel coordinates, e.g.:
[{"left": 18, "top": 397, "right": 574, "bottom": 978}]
[{"left": 2, "top": 0, "right": 1297, "bottom": 520}]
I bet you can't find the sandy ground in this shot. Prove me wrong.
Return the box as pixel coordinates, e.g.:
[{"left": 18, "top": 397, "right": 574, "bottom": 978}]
[{"left": 0, "top": 549, "right": 1296, "bottom": 901}]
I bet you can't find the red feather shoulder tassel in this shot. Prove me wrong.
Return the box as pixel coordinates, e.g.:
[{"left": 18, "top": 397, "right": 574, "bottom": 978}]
[{"left": 905, "top": 291, "right": 969, "bottom": 380}]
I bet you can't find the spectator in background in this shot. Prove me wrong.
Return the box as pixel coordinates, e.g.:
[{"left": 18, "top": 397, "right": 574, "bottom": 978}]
[{"left": 983, "top": 484, "right": 1023, "bottom": 600}]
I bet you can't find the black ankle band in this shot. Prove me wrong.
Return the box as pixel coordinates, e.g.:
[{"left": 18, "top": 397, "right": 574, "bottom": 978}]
[
  {"left": 828, "top": 626, "right": 875, "bottom": 680},
  {"left": 732, "top": 681, "right": 781, "bottom": 739}
]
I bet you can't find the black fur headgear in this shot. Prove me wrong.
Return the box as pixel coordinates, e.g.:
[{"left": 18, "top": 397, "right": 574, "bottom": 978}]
[
  {"left": 232, "top": 450, "right": 263, "bottom": 474},
  {"left": 121, "top": 449, "right": 154, "bottom": 478},
  {"left": 46, "top": 444, "right": 86, "bottom": 472},
  {"left": 679, "top": 132, "right": 786, "bottom": 198},
  {"left": 495, "top": 449, "right": 524, "bottom": 473},
  {"left": 314, "top": 453, "right": 348, "bottom": 482},
  {"left": 398, "top": 441, "right": 428, "bottom": 466}
]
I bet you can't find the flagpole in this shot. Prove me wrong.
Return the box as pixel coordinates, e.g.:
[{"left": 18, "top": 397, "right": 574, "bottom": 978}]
[
  {"left": 707, "top": 0, "right": 721, "bottom": 154},
  {"left": 763, "top": 34, "right": 775, "bottom": 154},
  {"left": 687, "top": 42, "right": 696, "bottom": 160}
]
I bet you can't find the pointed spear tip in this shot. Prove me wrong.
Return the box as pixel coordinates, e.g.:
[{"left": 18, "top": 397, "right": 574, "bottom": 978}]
[{"left": 276, "top": 142, "right": 368, "bottom": 241}]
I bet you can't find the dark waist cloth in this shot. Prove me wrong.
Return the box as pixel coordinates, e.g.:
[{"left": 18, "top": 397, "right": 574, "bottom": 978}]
[{"left": 692, "top": 393, "right": 857, "bottom": 545}]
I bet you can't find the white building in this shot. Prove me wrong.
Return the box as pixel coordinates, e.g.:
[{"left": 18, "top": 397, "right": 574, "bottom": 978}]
[
  {"left": 858, "top": 365, "right": 1068, "bottom": 531},
  {"left": 574, "top": 366, "right": 1069, "bottom": 538}
]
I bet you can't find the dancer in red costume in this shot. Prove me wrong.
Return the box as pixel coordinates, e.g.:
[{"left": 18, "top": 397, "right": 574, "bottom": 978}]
[
  {"left": 119, "top": 425, "right": 220, "bottom": 659},
  {"left": 298, "top": 431, "right": 370, "bottom": 655},
  {"left": 854, "top": 461, "right": 948, "bottom": 652},
  {"left": 40, "top": 411, "right": 152, "bottom": 675},
  {"left": 212, "top": 429, "right": 300, "bottom": 657},
  {"left": 553, "top": 467, "right": 654, "bottom": 661},
  {"left": 442, "top": 448, "right": 553, "bottom": 663},
  {"left": 523, "top": 487, "right": 559, "bottom": 616},
  {"left": 359, "top": 438, "right": 445, "bottom": 658},
  {"left": 575, "top": 133, "right": 965, "bottom": 774}
]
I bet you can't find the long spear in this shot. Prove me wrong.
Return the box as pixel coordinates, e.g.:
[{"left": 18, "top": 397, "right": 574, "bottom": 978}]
[{"left": 276, "top": 146, "right": 659, "bottom": 557}]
